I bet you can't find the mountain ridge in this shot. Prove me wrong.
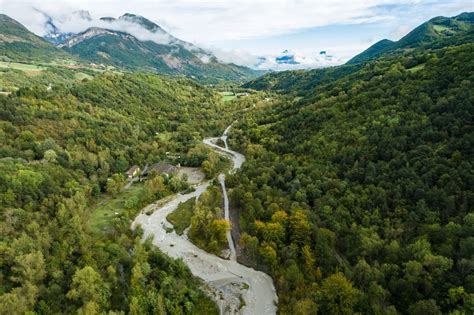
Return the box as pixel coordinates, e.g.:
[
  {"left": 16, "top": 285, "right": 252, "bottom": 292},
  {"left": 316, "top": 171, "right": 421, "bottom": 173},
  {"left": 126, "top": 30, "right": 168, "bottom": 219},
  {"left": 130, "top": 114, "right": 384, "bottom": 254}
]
[
  {"left": 0, "top": 14, "right": 74, "bottom": 63},
  {"left": 0, "top": 13, "right": 262, "bottom": 83},
  {"left": 57, "top": 12, "right": 262, "bottom": 83},
  {"left": 244, "top": 12, "right": 473, "bottom": 92},
  {"left": 348, "top": 11, "right": 474, "bottom": 64}
]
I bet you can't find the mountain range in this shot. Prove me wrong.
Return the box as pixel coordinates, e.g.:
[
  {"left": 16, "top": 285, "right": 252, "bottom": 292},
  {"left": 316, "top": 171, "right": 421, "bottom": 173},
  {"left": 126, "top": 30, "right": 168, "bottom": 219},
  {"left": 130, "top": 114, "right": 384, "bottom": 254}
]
[
  {"left": 1, "top": 11, "right": 473, "bottom": 84},
  {"left": 0, "top": 13, "right": 261, "bottom": 83},
  {"left": 0, "top": 7, "right": 473, "bottom": 315}
]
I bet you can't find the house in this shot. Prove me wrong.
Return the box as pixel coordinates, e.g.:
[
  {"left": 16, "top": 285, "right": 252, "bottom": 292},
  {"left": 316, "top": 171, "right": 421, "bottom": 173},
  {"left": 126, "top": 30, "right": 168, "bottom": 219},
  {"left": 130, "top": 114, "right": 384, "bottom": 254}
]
[
  {"left": 126, "top": 165, "right": 140, "bottom": 179},
  {"left": 140, "top": 161, "right": 180, "bottom": 179}
]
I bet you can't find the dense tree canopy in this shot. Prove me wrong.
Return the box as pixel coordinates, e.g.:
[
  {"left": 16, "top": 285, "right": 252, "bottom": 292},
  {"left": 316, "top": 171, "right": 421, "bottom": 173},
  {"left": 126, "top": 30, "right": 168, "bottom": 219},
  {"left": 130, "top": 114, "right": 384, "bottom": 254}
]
[
  {"left": 0, "top": 72, "right": 237, "bottom": 314},
  {"left": 228, "top": 43, "right": 474, "bottom": 314}
]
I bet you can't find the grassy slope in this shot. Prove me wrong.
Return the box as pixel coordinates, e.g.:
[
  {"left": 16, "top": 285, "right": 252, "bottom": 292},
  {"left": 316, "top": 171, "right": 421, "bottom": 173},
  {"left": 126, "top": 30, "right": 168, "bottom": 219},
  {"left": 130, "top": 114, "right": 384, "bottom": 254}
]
[
  {"left": 90, "top": 183, "right": 145, "bottom": 232},
  {"left": 0, "top": 14, "right": 74, "bottom": 63}
]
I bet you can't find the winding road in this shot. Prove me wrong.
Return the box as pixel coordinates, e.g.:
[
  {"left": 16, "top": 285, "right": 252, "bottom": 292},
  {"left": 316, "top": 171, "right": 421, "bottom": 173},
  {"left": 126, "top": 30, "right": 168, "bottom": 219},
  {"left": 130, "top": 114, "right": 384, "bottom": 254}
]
[{"left": 133, "top": 125, "right": 277, "bottom": 314}]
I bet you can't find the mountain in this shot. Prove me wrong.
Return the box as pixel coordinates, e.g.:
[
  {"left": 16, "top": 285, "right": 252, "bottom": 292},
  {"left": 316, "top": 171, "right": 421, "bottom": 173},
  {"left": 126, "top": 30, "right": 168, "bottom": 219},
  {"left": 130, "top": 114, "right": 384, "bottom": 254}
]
[
  {"left": 242, "top": 63, "right": 360, "bottom": 92},
  {"left": 0, "top": 14, "right": 73, "bottom": 63},
  {"left": 39, "top": 10, "right": 89, "bottom": 45},
  {"left": 348, "top": 12, "right": 474, "bottom": 64},
  {"left": 245, "top": 12, "right": 474, "bottom": 92},
  {"left": 58, "top": 13, "right": 261, "bottom": 83},
  {"left": 118, "top": 13, "right": 168, "bottom": 34},
  {"left": 253, "top": 49, "right": 339, "bottom": 71},
  {"left": 347, "top": 39, "right": 394, "bottom": 65},
  {"left": 42, "top": 16, "right": 75, "bottom": 45}
]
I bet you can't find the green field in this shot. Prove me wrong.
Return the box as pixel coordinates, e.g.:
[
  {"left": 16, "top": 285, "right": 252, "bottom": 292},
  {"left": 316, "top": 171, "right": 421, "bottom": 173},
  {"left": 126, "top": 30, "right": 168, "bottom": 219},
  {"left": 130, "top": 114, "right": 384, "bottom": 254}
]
[
  {"left": 433, "top": 24, "right": 456, "bottom": 35},
  {"left": 219, "top": 91, "right": 237, "bottom": 102},
  {"left": 0, "top": 61, "right": 45, "bottom": 73},
  {"left": 90, "top": 183, "right": 144, "bottom": 232},
  {"left": 167, "top": 197, "right": 196, "bottom": 235}
]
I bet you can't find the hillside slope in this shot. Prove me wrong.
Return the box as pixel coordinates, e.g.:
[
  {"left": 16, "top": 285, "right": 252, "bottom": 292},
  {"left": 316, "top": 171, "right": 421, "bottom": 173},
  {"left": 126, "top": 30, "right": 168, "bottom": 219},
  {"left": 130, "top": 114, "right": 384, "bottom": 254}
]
[
  {"left": 60, "top": 13, "right": 261, "bottom": 83},
  {"left": 230, "top": 42, "right": 474, "bottom": 314},
  {"left": 244, "top": 12, "right": 474, "bottom": 94},
  {"left": 0, "top": 14, "right": 73, "bottom": 63},
  {"left": 348, "top": 12, "right": 474, "bottom": 64},
  {"left": 0, "top": 72, "right": 239, "bottom": 314}
]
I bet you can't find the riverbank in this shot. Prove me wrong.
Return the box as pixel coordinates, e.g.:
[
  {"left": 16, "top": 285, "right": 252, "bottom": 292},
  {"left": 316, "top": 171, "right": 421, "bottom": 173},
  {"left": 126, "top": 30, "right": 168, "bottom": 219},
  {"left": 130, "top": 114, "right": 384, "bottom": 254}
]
[{"left": 133, "top": 125, "right": 278, "bottom": 314}]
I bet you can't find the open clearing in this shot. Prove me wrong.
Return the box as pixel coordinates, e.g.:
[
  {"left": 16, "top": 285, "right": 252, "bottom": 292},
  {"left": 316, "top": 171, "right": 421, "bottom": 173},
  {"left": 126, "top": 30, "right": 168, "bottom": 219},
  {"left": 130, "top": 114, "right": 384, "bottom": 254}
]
[
  {"left": 0, "top": 61, "right": 45, "bottom": 73},
  {"left": 219, "top": 91, "right": 237, "bottom": 102},
  {"left": 74, "top": 72, "right": 93, "bottom": 80},
  {"left": 178, "top": 166, "right": 205, "bottom": 185},
  {"left": 90, "top": 183, "right": 144, "bottom": 232}
]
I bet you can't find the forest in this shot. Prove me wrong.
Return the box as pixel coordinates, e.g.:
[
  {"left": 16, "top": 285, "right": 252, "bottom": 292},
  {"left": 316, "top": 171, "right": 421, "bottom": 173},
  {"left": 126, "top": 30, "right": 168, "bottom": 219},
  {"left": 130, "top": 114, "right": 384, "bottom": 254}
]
[
  {"left": 0, "top": 71, "right": 250, "bottom": 314},
  {"left": 1, "top": 9, "right": 473, "bottom": 315},
  {"left": 227, "top": 42, "right": 474, "bottom": 314}
]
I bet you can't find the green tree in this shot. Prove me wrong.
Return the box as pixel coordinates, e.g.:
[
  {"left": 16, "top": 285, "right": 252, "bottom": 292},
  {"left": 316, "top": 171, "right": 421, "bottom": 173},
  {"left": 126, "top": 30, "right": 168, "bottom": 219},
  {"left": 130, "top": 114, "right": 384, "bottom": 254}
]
[
  {"left": 43, "top": 149, "right": 57, "bottom": 163},
  {"left": 67, "top": 266, "right": 110, "bottom": 310},
  {"left": 319, "top": 272, "right": 359, "bottom": 315},
  {"left": 106, "top": 173, "right": 125, "bottom": 196},
  {"left": 408, "top": 299, "right": 441, "bottom": 315}
]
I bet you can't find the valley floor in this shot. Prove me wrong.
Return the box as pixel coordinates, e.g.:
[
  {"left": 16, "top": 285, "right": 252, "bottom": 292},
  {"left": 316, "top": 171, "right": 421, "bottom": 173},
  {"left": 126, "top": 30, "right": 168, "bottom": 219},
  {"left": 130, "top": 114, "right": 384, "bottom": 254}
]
[{"left": 133, "top": 126, "right": 278, "bottom": 314}]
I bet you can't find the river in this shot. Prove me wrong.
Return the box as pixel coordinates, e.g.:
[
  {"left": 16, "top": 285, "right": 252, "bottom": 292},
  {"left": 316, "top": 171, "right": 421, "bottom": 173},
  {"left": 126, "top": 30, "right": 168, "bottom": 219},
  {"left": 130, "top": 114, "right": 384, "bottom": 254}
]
[{"left": 133, "top": 125, "right": 278, "bottom": 314}]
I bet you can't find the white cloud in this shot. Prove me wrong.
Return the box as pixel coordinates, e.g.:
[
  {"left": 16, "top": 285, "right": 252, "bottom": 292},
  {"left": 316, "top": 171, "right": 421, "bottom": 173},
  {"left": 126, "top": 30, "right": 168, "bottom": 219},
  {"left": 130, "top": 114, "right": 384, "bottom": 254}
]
[
  {"left": 2, "top": 0, "right": 472, "bottom": 70},
  {"left": 389, "top": 25, "right": 414, "bottom": 40},
  {"left": 2, "top": 0, "right": 429, "bottom": 42},
  {"left": 204, "top": 47, "right": 347, "bottom": 70},
  {"left": 257, "top": 50, "right": 344, "bottom": 70},
  {"left": 206, "top": 47, "right": 262, "bottom": 67}
]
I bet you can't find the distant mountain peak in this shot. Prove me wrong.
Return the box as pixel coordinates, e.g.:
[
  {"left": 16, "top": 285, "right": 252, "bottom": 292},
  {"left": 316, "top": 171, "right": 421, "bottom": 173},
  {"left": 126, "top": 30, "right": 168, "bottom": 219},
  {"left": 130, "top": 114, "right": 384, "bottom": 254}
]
[
  {"left": 0, "top": 12, "right": 260, "bottom": 82},
  {"left": 38, "top": 9, "right": 94, "bottom": 45},
  {"left": 118, "top": 13, "right": 167, "bottom": 34},
  {"left": 33, "top": 9, "right": 76, "bottom": 45},
  {"left": 58, "top": 27, "right": 136, "bottom": 48}
]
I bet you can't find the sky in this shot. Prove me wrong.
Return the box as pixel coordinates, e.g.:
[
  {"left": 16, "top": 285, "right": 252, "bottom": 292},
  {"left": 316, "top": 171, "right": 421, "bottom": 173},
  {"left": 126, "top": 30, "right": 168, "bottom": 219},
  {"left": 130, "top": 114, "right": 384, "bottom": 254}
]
[{"left": 2, "top": 0, "right": 473, "bottom": 69}]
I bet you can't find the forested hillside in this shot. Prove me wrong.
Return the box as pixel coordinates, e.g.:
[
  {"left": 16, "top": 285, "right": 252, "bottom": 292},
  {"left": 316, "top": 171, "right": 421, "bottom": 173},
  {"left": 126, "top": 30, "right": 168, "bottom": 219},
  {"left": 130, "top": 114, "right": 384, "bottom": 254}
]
[
  {"left": 245, "top": 12, "right": 474, "bottom": 96},
  {"left": 348, "top": 12, "right": 474, "bottom": 64},
  {"left": 228, "top": 42, "right": 474, "bottom": 314},
  {"left": 0, "top": 72, "right": 243, "bottom": 314},
  {"left": 2, "top": 7, "right": 474, "bottom": 315}
]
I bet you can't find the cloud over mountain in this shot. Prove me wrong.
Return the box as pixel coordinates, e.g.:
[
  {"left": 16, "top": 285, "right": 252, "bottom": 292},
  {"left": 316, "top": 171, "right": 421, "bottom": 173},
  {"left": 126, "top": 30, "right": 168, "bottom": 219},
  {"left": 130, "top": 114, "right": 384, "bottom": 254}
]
[{"left": 2, "top": 0, "right": 472, "bottom": 70}]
